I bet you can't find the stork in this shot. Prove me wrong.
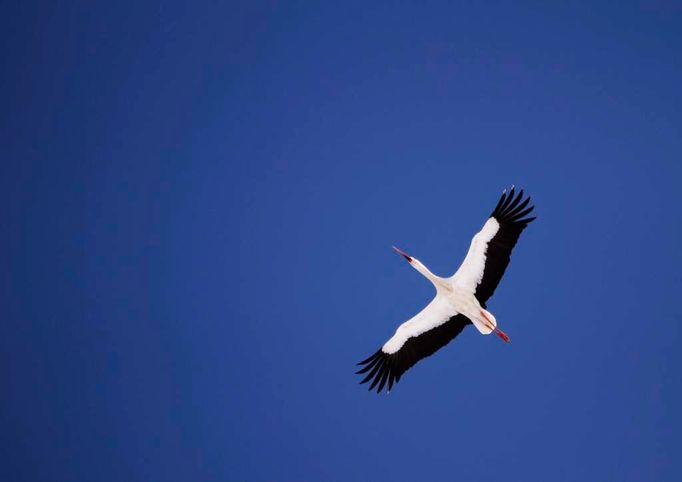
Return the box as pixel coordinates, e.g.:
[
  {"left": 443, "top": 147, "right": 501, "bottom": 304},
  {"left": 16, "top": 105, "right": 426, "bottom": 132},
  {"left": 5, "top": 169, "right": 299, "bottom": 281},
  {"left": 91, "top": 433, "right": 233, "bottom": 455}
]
[{"left": 356, "top": 187, "right": 536, "bottom": 394}]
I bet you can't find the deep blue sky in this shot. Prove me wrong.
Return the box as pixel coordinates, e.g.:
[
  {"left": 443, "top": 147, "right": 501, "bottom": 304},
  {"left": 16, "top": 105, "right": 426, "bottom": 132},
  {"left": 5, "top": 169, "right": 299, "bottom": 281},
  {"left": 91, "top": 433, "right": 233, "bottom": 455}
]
[{"left": 3, "top": 2, "right": 682, "bottom": 481}]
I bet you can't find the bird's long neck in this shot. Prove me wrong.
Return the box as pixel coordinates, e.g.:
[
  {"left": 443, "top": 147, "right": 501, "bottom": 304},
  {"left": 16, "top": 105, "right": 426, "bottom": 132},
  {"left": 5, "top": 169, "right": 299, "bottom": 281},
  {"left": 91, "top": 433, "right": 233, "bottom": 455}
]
[{"left": 412, "top": 260, "right": 448, "bottom": 290}]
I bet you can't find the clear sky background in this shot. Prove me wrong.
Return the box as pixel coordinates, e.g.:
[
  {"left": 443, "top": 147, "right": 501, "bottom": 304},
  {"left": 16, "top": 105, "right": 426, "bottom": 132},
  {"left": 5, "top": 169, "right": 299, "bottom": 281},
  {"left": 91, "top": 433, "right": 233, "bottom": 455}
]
[{"left": 3, "top": 2, "right": 682, "bottom": 481}]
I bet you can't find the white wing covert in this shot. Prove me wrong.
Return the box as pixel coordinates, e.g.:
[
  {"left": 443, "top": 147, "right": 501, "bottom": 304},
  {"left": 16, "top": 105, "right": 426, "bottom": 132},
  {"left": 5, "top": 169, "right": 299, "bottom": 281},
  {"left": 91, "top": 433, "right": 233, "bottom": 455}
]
[{"left": 382, "top": 295, "right": 457, "bottom": 354}]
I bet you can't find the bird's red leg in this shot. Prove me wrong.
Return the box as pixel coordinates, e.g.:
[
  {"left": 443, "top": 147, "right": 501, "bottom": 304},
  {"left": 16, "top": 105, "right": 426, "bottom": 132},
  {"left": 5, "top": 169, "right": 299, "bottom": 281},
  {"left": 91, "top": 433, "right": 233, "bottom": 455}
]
[
  {"left": 494, "top": 328, "right": 510, "bottom": 343},
  {"left": 479, "top": 309, "right": 510, "bottom": 343}
]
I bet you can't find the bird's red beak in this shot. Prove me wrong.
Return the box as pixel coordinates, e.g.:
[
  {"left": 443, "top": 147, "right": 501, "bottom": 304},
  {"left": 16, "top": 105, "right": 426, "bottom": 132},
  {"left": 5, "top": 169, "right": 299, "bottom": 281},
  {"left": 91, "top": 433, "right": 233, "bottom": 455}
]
[{"left": 392, "top": 246, "right": 413, "bottom": 262}]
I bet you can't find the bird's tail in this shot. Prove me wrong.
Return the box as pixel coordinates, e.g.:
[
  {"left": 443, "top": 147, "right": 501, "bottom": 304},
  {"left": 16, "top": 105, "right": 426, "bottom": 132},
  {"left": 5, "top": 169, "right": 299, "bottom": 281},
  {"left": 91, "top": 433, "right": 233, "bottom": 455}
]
[
  {"left": 471, "top": 308, "right": 497, "bottom": 335},
  {"left": 474, "top": 309, "right": 510, "bottom": 343}
]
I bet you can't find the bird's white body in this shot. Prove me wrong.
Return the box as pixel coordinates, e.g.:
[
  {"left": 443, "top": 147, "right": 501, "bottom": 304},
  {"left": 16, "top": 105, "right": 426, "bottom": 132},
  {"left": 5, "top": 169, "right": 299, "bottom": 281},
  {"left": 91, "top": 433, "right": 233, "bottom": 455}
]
[{"left": 445, "top": 285, "right": 497, "bottom": 335}]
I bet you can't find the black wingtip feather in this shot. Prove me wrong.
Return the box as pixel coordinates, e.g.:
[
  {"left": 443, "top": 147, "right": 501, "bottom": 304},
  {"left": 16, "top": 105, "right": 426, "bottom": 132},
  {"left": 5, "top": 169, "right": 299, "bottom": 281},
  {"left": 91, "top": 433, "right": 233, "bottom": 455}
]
[
  {"left": 491, "top": 188, "right": 535, "bottom": 223},
  {"left": 501, "top": 189, "right": 524, "bottom": 217},
  {"left": 498, "top": 186, "right": 516, "bottom": 213},
  {"left": 506, "top": 199, "right": 530, "bottom": 220},
  {"left": 379, "top": 375, "right": 390, "bottom": 394},
  {"left": 355, "top": 355, "right": 382, "bottom": 374},
  {"left": 376, "top": 366, "right": 390, "bottom": 393},
  {"left": 357, "top": 350, "right": 381, "bottom": 365},
  {"left": 508, "top": 205, "right": 535, "bottom": 222},
  {"left": 491, "top": 191, "right": 508, "bottom": 217},
  {"left": 359, "top": 358, "right": 384, "bottom": 385},
  {"left": 369, "top": 364, "right": 386, "bottom": 391}
]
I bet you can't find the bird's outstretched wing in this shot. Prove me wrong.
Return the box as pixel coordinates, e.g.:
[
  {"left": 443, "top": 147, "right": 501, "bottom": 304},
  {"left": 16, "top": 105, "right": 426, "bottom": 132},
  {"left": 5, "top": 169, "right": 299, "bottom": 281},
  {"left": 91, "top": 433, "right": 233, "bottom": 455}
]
[
  {"left": 356, "top": 296, "right": 469, "bottom": 394},
  {"left": 451, "top": 187, "right": 535, "bottom": 306}
]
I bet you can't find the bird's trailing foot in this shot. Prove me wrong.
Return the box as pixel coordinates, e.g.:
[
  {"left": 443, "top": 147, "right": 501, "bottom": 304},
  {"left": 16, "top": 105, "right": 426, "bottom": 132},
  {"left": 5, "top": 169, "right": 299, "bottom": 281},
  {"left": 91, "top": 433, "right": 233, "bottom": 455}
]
[
  {"left": 494, "top": 328, "right": 510, "bottom": 343},
  {"left": 479, "top": 308, "right": 511, "bottom": 343}
]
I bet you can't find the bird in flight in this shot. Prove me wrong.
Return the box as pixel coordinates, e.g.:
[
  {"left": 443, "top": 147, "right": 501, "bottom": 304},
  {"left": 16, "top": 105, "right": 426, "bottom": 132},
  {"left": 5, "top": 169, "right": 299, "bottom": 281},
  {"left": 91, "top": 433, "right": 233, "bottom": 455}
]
[{"left": 356, "top": 187, "right": 535, "bottom": 394}]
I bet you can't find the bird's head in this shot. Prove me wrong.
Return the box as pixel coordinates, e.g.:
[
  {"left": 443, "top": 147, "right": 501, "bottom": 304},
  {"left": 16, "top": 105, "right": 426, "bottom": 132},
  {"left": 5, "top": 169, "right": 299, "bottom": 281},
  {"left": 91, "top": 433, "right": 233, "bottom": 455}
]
[{"left": 393, "top": 245, "right": 429, "bottom": 275}]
